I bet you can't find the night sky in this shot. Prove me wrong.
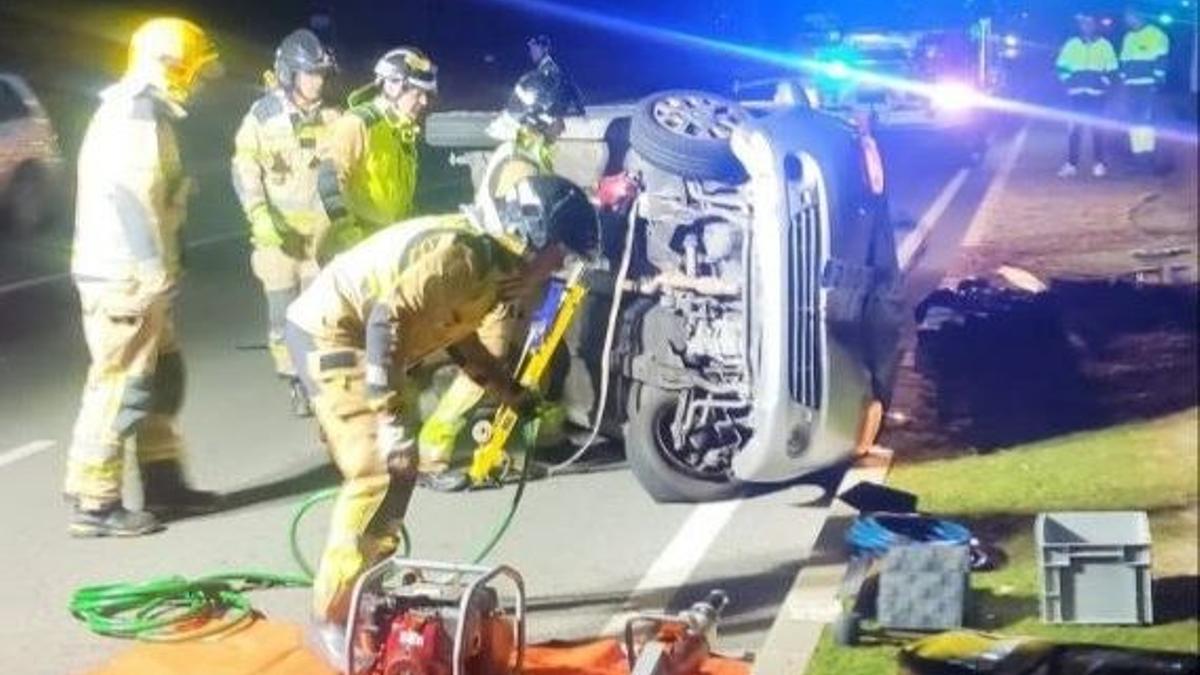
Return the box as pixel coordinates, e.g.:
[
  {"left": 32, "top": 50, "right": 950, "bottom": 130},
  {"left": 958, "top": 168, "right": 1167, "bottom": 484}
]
[{"left": 1, "top": 0, "right": 1192, "bottom": 157}]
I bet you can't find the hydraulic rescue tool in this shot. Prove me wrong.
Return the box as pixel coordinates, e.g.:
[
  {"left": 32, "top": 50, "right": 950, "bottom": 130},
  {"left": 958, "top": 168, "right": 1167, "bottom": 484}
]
[
  {"left": 345, "top": 559, "right": 526, "bottom": 675},
  {"left": 466, "top": 263, "right": 588, "bottom": 487},
  {"left": 624, "top": 590, "right": 730, "bottom": 675}
]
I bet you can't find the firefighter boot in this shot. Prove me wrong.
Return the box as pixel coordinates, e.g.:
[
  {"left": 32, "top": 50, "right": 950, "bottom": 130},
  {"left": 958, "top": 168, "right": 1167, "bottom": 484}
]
[
  {"left": 69, "top": 502, "right": 162, "bottom": 538},
  {"left": 141, "top": 461, "right": 221, "bottom": 517}
]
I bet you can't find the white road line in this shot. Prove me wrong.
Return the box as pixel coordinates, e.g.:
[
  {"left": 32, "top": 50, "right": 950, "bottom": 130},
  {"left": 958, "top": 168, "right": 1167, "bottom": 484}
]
[
  {"left": 753, "top": 450, "right": 894, "bottom": 674},
  {"left": 594, "top": 148, "right": 997, "bottom": 636},
  {"left": 0, "top": 440, "right": 54, "bottom": 470},
  {"left": 962, "top": 124, "right": 1030, "bottom": 248},
  {"left": 600, "top": 499, "right": 741, "bottom": 635},
  {"left": 897, "top": 167, "right": 971, "bottom": 271},
  {"left": 0, "top": 230, "right": 244, "bottom": 298},
  {"left": 185, "top": 230, "right": 245, "bottom": 248},
  {"left": 0, "top": 272, "right": 70, "bottom": 296}
]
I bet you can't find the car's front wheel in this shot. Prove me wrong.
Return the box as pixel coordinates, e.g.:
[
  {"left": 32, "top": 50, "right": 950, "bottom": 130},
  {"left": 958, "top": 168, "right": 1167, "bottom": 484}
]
[
  {"left": 629, "top": 90, "right": 749, "bottom": 183},
  {"left": 624, "top": 384, "right": 742, "bottom": 503}
]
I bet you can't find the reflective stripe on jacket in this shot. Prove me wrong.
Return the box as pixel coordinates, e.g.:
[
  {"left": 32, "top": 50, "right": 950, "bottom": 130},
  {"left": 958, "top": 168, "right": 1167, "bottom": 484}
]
[
  {"left": 287, "top": 213, "right": 524, "bottom": 409},
  {"left": 72, "top": 78, "right": 187, "bottom": 290},
  {"left": 231, "top": 89, "right": 340, "bottom": 237},
  {"left": 287, "top": 213, "right": 521, "bottom": 374},
  {"left": 1055, "top": 37, "right": 1118, "bottom": 95},
  {"left": 1120, "top": 25, "right": 1170, "bottom": 85},
  {"left": 317, "top": 99, "right": 418, "bottom": 233}
]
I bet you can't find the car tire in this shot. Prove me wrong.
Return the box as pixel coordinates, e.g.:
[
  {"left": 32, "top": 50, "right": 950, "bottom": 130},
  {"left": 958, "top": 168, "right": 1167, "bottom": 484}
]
[
  {"left": 424, "top": 112, "right": 502, "bottom": 149},
  {"left": 624, "top": 383, "right": 742, "bottom": 503},
  {"left": 629, "top": 90, "right": 749, "bottom": 182},
  {"left": 4, "top": 163, "right": 51, "bottom": 236}
]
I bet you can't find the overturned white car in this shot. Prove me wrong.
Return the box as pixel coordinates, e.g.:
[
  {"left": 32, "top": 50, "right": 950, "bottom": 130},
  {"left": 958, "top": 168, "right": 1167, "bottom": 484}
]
[{"left": 427, "top": 89, "right": 903, "bottom": 502}]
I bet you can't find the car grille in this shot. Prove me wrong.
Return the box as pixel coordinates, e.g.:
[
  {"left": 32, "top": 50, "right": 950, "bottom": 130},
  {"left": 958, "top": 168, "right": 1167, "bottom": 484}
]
[{"left": 788, "top": 187, "right": 823, "bottom": 409}]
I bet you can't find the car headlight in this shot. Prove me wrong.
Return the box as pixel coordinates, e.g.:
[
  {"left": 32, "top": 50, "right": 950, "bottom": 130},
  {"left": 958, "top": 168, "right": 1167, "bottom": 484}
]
[
  {"left": 930, "top": 81, "right": 978, "bottom": 111},
  {"left": 825, "top": 60, "right": 851, "bottom": 80}
]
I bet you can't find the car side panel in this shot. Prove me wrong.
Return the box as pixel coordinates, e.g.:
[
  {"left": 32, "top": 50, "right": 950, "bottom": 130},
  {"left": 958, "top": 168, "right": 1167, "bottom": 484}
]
[{"left": 0, "top": 74, "right": 62, "bottom": 195}]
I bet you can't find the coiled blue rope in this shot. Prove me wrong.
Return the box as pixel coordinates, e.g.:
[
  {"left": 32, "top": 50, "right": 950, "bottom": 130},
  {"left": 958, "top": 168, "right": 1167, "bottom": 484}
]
[{"left": 846, "top": 514, "right": 972, "bottom": 558}]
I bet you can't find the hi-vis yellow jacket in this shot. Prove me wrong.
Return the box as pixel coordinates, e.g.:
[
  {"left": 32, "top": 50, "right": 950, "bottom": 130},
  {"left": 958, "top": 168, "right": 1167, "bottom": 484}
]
[
  {"left": 317, "top": 98, "right": 419, "bottom": 240},
  {"left": 1055, "top": 37, "right": 1118, "bottom": 95},
  {"left": 1120, "top": 24, "right": 1170, "bottom": 86}
]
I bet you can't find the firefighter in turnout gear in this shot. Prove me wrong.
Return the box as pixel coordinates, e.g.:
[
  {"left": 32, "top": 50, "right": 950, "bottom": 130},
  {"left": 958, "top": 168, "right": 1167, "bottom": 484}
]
[
  {"left": 1055, "top": 13, "right": 1119, "bottom": 178},
  {"left": 479, "top": 70, "right": 573, "bottom": 221},
  {"left": 65, "top": 17, "right": 223, "bottom": 537},
  {"left": 284, "top": 175, "right": 598, "bottom": 667},
  {"left": 417, "top": 70, "right": 579, "bottom": 492},
  {"left": 315, "top": 47, "right": 436, "bottom": 261},
  {"left": 527, "top": 34, "right": 585, "bottom": 117},
  {"left": 232, "top": 29, "right": 339, "bottom": 416},
  {"left": 1120, "top": 6, "right": 1170, "bottom": 162}
]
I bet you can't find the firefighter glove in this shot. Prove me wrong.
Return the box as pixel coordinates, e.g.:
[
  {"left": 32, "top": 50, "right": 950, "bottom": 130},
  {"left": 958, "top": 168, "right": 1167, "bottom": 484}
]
[{"left": 249, "top": 205, "right": 285, "bottom": 248}]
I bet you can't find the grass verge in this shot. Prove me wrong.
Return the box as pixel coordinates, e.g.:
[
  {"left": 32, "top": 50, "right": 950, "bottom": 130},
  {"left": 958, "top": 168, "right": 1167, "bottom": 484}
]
[{"left": 806, "top": 410, "right": 1199, "bottom": 675}]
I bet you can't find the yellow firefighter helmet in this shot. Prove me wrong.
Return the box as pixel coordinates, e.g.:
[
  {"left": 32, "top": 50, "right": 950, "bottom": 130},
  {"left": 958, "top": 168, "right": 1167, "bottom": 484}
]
[{"left": 127, "top": 17, "right": 222, "bottom": 104}]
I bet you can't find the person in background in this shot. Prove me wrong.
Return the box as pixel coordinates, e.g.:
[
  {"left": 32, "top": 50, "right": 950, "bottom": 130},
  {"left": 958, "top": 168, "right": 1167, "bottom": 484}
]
[
  {"left": 65, "top": 18, "right": 223, "bottom": 536},
  {"left": 1120, "top": 6, "right": 1170, "bottom": 168},
  {"left": 1055, "top": 13, "right": 1119, "bottom": 178},
  {"left": 315, "top": 47, "right": 437, "bottom": 261},
  {"left": 527, "top": 34, "right": 585, "bottom": 117},
  {"left": 232, "top": 29, "right": 339, "bottom": 416},
  {"left": 417, "top": 70, "right": 578, "bottom": 492}
]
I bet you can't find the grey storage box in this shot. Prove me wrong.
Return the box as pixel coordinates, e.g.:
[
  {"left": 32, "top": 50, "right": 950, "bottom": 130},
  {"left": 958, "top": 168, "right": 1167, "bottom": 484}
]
[
  {"left": 877, "top": 544, "right": 971, "bottom": 631},
  {"left": 1036, "top": 511, "right": 1153, "bottom": 625}
]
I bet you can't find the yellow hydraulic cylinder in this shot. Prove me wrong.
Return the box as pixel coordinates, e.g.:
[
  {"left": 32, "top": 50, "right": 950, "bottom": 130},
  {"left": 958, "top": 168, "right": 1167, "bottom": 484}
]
[{"left": 467, "top": 267, "right": 588, "bottom": 485}]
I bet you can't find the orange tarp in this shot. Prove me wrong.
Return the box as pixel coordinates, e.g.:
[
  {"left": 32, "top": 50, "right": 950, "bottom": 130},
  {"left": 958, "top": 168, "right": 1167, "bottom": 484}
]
[
  {"left": 87, "top": 620, "right": 751, "bottom": 675},
  {"left": 87, "top": 621, "right": 337, "bottom": 675}
]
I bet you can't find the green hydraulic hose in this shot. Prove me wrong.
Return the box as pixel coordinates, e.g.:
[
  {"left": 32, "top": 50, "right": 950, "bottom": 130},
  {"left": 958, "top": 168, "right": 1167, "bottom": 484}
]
[
  {"left": 71, "top": 446, "right": 533, "bottom": 642},
  {"left": 287, "top": 486, "right": 412, "bottom": 580},
  {"left": 288, "top": 487, "right": 336, "bottom": 580},
  {"left": 289, "top": 434, "right": 539, "bottom": 569},
  {"left": 68, "top": 572, "right": 310, "bottom": 641},
  {"left": 467, "top": 436, "right": 538, "bottom": 564}
]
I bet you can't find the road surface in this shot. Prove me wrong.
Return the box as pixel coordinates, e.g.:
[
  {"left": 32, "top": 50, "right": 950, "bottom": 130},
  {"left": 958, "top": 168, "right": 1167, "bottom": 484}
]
[{"left": 0, "top": 110, "right": 1013, "bottom": 673}]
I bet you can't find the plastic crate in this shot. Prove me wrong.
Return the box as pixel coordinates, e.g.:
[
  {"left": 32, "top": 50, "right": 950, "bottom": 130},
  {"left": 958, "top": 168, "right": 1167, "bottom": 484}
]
[
  {"left": 876, "top": 544, "right": 971, "bottom": 631},
  {"left": 1036, "top": 511, "right": 1153, "bottom": 625}
]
